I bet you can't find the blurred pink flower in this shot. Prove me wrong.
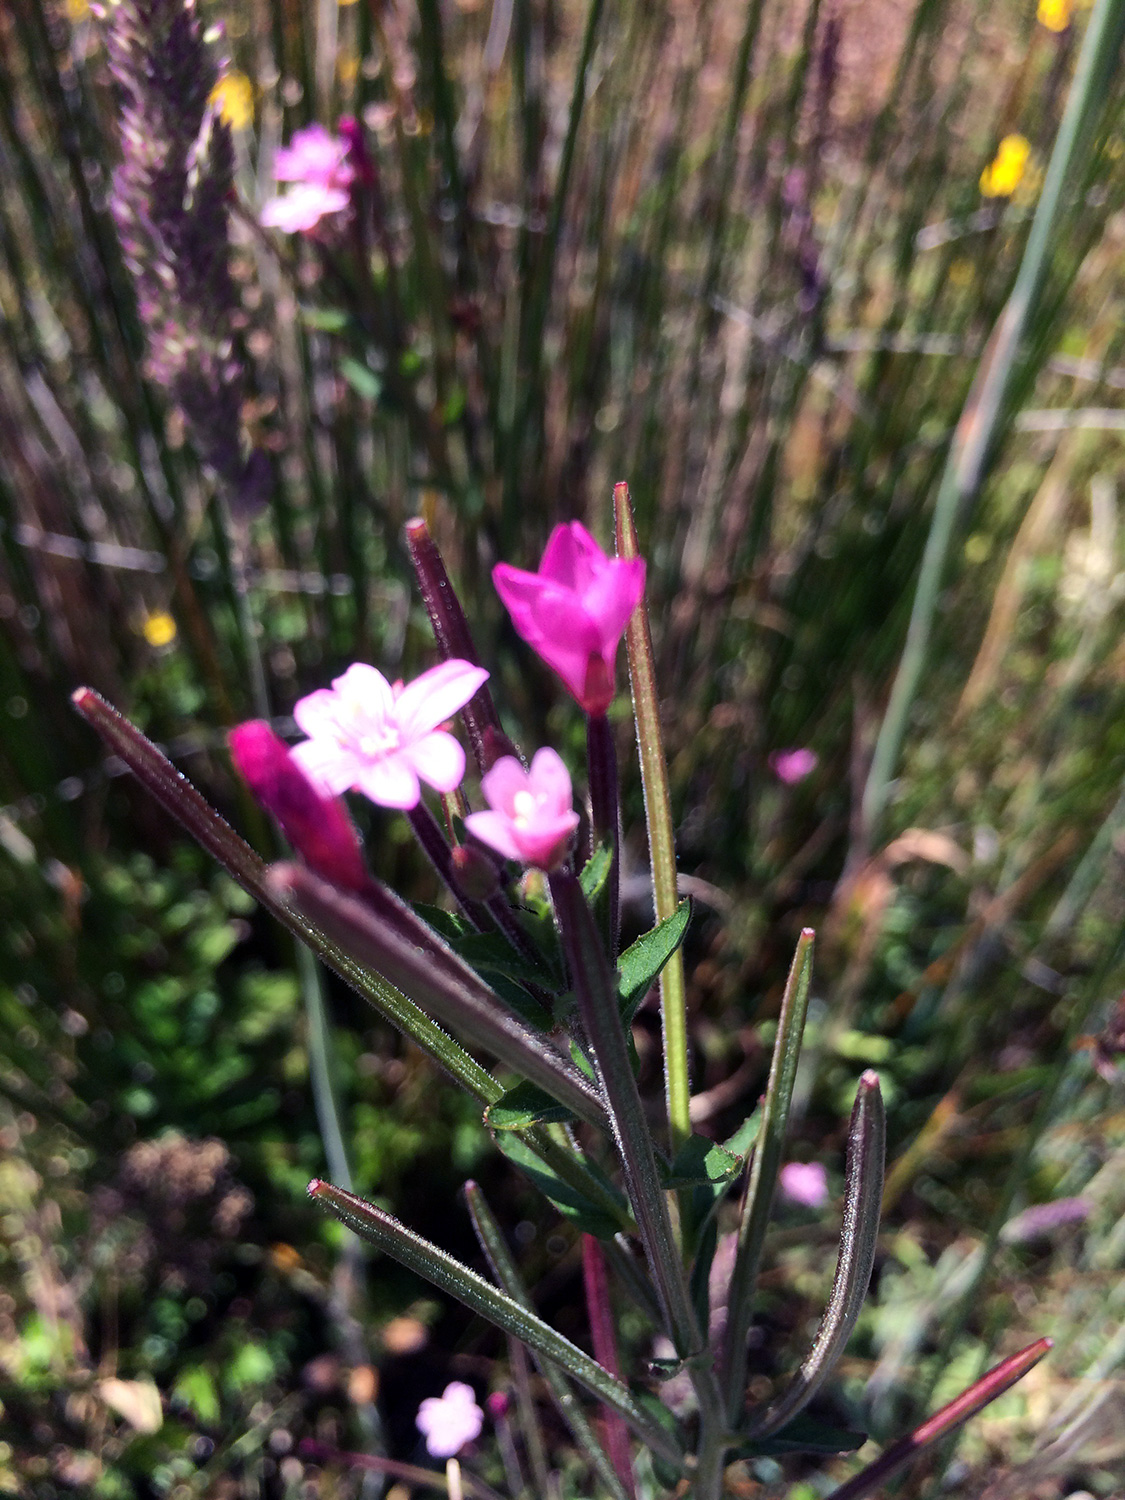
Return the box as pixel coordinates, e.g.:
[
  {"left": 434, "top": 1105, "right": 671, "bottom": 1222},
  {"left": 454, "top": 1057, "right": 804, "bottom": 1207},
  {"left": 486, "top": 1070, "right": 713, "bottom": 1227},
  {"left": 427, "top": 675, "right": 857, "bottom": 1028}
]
[
  {"left": 416, "top": 1382, "right": 483, "bottom": 1459},
  {"left": 493, "top": 522, "right": 645, "bottom": 716},
  {"left": 779, "top": 1160, "right": 829, "bottom": 1208},
  {"left": 291, "top": 659, "right": 488, "bottom": 810},
  {"left": 769, "top": 747, "right": 818, "bottom": 784},
  {"left": 261, "top": 123, "right": 355, "bottom": 233},
  {"left": 229, "top": 720, "right": 368, "bottom": 891},
  {"left": 1001, "top": 1197, "right": 1091, "bottom": 1244},
  {"left": 465, "top": 748, "right": 580, "bottom": 870}
]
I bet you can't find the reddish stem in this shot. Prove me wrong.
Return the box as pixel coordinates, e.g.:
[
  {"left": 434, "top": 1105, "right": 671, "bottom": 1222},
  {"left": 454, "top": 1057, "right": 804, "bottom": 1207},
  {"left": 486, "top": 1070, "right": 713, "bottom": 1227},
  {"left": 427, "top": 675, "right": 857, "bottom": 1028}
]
[{"left": 582, "top": 1234, "right": 636, "bottom": 1498}]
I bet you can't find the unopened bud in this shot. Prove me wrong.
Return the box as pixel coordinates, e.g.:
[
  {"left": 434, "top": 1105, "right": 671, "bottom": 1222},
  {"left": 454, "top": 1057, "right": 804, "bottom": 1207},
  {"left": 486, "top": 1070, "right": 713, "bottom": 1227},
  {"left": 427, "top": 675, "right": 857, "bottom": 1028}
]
[{"left": 450, "top": 843, "right": 500, "bottom": 902}]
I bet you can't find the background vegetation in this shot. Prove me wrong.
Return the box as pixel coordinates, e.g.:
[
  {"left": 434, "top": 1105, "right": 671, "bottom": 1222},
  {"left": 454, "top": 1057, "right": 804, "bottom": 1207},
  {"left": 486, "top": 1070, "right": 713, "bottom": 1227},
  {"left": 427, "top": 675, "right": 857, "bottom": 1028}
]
[{"left": 3, "top": 0, "right": 1125, "bottom": 1493}]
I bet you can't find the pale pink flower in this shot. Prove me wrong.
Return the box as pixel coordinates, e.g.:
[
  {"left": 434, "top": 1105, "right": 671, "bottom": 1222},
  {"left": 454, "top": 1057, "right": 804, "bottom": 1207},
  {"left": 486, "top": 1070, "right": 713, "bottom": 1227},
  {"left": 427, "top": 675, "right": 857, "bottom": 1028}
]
[
  {"left": 465, "top": 748, "right": 580, "bottom": 870},
  {"left": 493, "top": 522, "right": 645, "bottom": 716},
  {"left": 291, "top": 659, "right": 488, "bottom": 810},
  {"left": 416, "top": 1381, "right": 484, "bottom": 1459},
  {"left": 769, "top": 747, "right": 818, "bottom": 784},
  {"left": 779, "top": 1160, "right": 829, "bottom": 1208},
  {"left": 261, "top": 123, "right": 355, "bottom": 233}
]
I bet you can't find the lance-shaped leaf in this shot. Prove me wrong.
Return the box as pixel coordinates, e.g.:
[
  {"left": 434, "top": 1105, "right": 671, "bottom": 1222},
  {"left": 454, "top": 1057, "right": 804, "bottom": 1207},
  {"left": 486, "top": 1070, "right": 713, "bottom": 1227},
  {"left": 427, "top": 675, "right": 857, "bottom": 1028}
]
[
  {"left": 404, "top": 517, "right": 512, "bottom": 772},
  {"left": 71, "top": 688, "right": 498, "bottom": 1106},
  {"left": 272, "top": 864, "right": 609, "bottom": 1131},
  {"left": 743, "top": 1072, "right": 885, "bottom": 1440},
  {"left": 463, "top": 1182, "right": 633, "bottom": 1500},
  {"left": 617, "top": 901, "right": 691, "bottom": 1025},
  {"left": 615, "top": 483, "right": 691, "bottom": 1155},
  {"left": 823, "top": 1338, "right": 1052, "bottom": 1500},
  {"left": 308, "top": 1179, "right": 685, "bottom": 1468},
  {"left": 721, "top": 929, "right": 815, "bottom": 1422},
  {"left": 549, "top": 869, "right": 702, "bottom": 1362}
]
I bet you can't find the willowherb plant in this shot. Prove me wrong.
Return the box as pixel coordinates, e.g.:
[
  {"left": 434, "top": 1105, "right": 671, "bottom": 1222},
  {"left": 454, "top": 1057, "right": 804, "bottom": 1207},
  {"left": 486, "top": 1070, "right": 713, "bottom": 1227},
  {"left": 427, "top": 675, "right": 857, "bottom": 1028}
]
[
  {"left": 72, "top": 489, "right": 1050, "bottom": 1497},
  {"left": 103, "top": 0, "right": 265, "bottom": 513}
]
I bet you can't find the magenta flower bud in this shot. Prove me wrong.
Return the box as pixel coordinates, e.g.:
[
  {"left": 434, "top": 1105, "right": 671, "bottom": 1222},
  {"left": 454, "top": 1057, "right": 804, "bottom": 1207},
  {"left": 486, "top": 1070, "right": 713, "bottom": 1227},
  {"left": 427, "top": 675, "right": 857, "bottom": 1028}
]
[
  {"left": 493, "top": 522, "right": 645, "bottom": 717},
  {"left": 449, "top": 843, "right": 501, "bottom": 902},
  {"left": 769, "top": 747, "right": 818, "bottom": 784},
  {"left": 464, "top": 749, "right": 580, "bottom": 871},
  {"left": 485, "top": 1390, "right": 510, "bottom": 1420},
  {"left": 229, "top": 721, "right": 368, "bottom": 891}
]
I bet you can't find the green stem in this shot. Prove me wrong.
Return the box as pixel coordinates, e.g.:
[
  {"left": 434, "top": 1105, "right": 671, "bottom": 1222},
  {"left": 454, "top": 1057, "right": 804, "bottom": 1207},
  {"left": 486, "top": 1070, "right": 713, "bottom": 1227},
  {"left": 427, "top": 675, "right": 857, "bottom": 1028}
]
[
  {"left": 615, "top": 483, "right": 691, "bottom": 1156},
  {"left": 861, "top": 0, "right": 1125, "bottom": 845}
]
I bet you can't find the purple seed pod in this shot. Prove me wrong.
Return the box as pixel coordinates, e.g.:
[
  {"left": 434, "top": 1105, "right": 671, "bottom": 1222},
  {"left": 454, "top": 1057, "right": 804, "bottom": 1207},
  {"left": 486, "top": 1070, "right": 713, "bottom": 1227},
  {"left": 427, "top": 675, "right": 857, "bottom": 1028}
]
[{"left": 103, "top": 0, "right": 265, "bottom": 514}]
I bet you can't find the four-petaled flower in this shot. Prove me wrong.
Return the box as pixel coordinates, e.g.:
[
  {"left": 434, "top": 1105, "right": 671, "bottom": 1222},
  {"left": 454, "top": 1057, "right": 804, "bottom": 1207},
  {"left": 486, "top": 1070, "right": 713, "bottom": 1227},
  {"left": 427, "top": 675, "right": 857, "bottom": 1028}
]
[
  {"left": 493, "top": 521, "right": 645, "bottom": 716},
  {"left": 769, "top": 747, "right": 818, "bottom": 784},
  {"left": 416, "top": 1381, "right": 484, "bottom": 1459},
  {"left": 261, "top": 123, "right": 356, "bottom": 233},
  {"left": 779, "top": 1161, "right": 829, "bottom": 1209},
  {"left": 465, "top": 748, "right": 579, "bottom": 871},
  {"left": 291, "top": 659, "right": 488, "bottom": 810}
]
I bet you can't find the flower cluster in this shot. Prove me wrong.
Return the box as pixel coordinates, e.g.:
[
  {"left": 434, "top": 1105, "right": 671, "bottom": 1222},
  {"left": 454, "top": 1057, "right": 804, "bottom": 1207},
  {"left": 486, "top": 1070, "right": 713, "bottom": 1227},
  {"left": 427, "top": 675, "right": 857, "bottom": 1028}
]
[
  {"left": 232, "top": 522, "right": 643, "bottom": 878},
  {"left": 262, "top": 123, "right": 356, "bottom": 233}
]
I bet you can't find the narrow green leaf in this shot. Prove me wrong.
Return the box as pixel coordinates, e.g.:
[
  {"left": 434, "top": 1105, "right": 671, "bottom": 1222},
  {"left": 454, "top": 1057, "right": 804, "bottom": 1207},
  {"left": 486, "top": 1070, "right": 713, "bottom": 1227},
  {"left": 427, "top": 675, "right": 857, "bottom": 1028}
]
[
  {"left": 486, "top": 1081, "right": 576, "bottom": 1130},
  {"left": 744, "top": 1072, "right": 885, "bottom": 1441},
  {"left": 737, "top": 1416, "right": 867, "bottom": 1459},
  {"left": 309, "top": 1180, "right": 684, "bottom": 1468},
  {"left": 300, "top": 306, "right": 349, "bottom": 332},
  {"left": 721, "top": 928, "right": 816, "bottom": 1422},
  {"left": 617, "top": 900, "right": 691, "bottom": 1024}
]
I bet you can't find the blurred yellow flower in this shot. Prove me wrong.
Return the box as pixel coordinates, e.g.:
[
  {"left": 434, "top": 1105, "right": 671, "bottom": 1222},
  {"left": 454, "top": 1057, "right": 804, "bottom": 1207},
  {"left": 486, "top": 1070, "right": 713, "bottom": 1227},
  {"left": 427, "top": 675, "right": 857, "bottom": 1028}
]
[
  {"left": 980, "top": 134, "right": 1031, "bottom": 197},
  {"left": 142, "top": 611, "right": 177, "bottom": 648},
  {"left": 338, "top": 50, "right": 359, "bottom": 85},
  {"left": 65, "top": 0, "right": 91, "bottom": 20},
  {"left": 1037, "top": 0, "right": 1071, "bottom": 30},
  {"left": 209, "top": 71, "right": 254, "bottom": 131}
]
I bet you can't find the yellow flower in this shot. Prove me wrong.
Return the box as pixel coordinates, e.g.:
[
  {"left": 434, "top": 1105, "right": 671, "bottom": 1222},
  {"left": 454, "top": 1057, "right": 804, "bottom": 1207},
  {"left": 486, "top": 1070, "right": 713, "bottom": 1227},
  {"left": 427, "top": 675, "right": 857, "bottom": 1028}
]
[
  {"left": 142, "top": 611, "right": 177, "bottom": 648},
  {"left": 337, "top": 50, "right": 359, "bottom": 85},
  {"left": 980, "top": 134, "right": 1031, "bottom": 197},
  {"left": 1037, "top": 0, "right": 1071, "bottom": 29},
  {"left": 65, "top": 0, "right": 90, "bottom": 20},
  {"left": 209, "top": 71, "right": 254, "bottom": 131}
]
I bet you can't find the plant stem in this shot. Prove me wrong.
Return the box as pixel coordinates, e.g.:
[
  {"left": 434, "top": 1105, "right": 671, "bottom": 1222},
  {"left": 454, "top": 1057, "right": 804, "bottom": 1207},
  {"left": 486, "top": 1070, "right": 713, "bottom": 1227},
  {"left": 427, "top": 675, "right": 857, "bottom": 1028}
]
[
  {"left": 586, "top": 711, "right": 621, "bottom": 958},
  {"left": 615, "top": 482, "right": 692, "bottom": 1157}
]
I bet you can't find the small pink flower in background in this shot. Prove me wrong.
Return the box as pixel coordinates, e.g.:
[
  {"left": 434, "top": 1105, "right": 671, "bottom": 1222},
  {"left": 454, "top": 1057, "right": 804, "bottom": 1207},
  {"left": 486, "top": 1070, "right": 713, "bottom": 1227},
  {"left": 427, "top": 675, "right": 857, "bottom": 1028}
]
[
  {"left": 769, "top": 747, "right": 818, "bottom": 785},
  {"left": 779, "top": 1160, "right": 829, "bottom": 1208},
  {"left": 485, "top": 1390, "right": 510, "bottom": 1420},
  {"left": 416, "top": 1381, "right": 484, "bottom": 1459},
  {"left": 493, "top": 522, "right": 645, "bottom": 716},
  {"left": 261, "top": 123, "right": 355, "bottom": 233},
  {"left": 465, "top": 748, "right": 580, "bottom": 871},
  {"left": 229, "top": 721, "right": 368, "bottom": 891},
  {"left": 1001, "top": 1196, "right": 1091, "bottom": 1244},
  {"left": 291, "top": 659, "right": 488, "bottom": 810}
]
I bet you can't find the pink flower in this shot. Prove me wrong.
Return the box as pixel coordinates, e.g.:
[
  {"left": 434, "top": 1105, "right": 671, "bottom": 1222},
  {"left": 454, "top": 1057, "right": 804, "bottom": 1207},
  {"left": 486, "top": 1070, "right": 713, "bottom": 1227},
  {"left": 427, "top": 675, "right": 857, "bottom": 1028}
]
[
  {"left": 290, "top": 659, "right": 488, "bottom": 810},
  {"left": 229, "top": 721, "right": 368, "bottom": 891},
  {"left": 465, "top": 748, "right": 580, "bottom": 870},
  {"left": 493, "top": 522, "right": 645, "bottom": 716},
  {"left": 261, "top": 123, "right": 355, "bottom": 233},
  {"left": 416, "top": 1382, "right": 484, "bottom": 1459},
  {"left": 779, "top": 1161, "right": 829, "bottom": 1208},
  {"left": 769, "top": 747, "right": 818, "bottom": 784}
]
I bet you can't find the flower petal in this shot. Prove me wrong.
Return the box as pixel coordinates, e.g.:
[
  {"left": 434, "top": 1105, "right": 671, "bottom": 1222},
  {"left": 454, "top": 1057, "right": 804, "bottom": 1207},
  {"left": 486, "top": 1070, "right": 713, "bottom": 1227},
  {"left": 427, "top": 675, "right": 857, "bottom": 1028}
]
[
  {"left": 527, "top": 746, "right": 573, "bottom": 815},
  {"left": 290, "top": 737, "right": 359, "bottom": 797},
  {"left": 393, "top": 659, "right": 489, "bottom": 740},
  {"left": 463, "top": 810, "right": 522, "bottom": 862},
  {"left": 512, "top": 809, "right": 579, "bottom": 868},
  {"left": 479, "top": 755, "right": 532, "bottom": 816},
  {"left": 355, "top": 755, "right": 421, "bottom": 809},
  {"left": 402, "top": 730, "right": 466, "bottom": 793}
]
